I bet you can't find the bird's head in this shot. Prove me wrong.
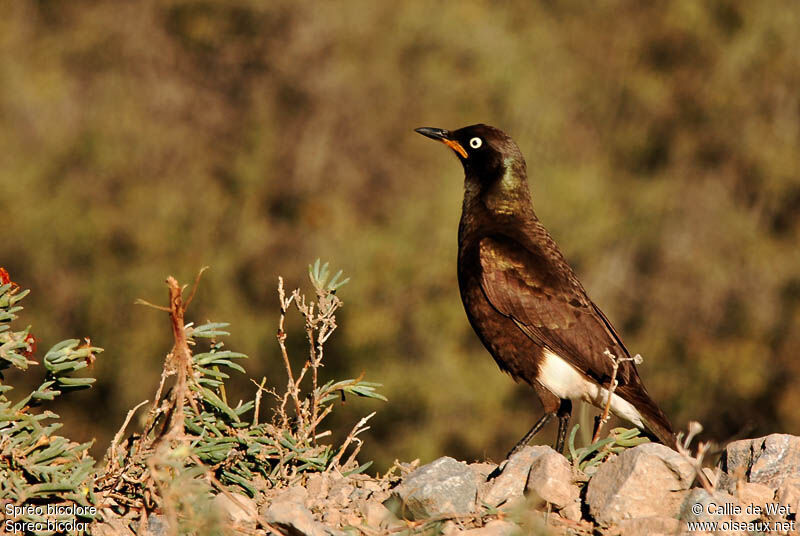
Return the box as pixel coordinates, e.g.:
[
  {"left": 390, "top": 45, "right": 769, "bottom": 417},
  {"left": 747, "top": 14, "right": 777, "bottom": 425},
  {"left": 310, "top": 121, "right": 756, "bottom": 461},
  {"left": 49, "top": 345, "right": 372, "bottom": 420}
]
[{"left": 415, "top": 124, "right": 531, "bottom": 216}]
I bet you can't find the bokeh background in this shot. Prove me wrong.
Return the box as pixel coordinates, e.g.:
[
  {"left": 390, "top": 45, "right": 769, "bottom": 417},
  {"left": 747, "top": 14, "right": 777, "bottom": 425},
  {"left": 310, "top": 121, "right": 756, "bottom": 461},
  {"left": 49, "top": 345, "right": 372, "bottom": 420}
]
[{"left": 2, "top": 0, "right": 799, "bottom": 472}]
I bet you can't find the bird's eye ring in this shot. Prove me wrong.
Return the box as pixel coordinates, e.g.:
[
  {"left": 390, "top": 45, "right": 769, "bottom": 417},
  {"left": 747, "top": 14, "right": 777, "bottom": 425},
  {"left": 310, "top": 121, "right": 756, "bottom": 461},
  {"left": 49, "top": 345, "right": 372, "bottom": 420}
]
[{"left": 469, "top": 137, "right": 482, "bottom": 149}]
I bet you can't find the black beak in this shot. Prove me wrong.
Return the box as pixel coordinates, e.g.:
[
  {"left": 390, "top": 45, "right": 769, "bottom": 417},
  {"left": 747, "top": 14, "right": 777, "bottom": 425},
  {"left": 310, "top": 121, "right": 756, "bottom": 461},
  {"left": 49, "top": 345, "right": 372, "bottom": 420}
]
[
  {"left": 415, "top": 127, "right": 451, "bottom": 141},
  {"left": 415, "top": 127, "right": 468, "bottom": 158}
]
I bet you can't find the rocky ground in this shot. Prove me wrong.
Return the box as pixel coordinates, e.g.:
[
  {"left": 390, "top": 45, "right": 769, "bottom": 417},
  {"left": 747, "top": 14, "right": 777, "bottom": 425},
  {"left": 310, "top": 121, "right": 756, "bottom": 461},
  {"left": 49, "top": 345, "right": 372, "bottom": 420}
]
[{"left": 93, "top": 434, "right": 800, "bottom": 535}]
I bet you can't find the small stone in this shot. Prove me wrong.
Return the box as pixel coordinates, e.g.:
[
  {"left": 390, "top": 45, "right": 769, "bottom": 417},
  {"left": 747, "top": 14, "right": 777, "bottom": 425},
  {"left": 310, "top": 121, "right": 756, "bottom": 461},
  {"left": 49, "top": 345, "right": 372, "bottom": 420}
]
[
  {"left": 344, "top": 511, "right": 363, "bottom": 526},
  {"left": 461, "top": 519, "right": 520, "bottom": 536},
  {"left": 718, "top": 434, "right": 800, "bottom": 492},
  {"left": 362, "top": 502, "right": 397, "bottom": 528},
  {"left": 586, "top": 443, "right": 694, "bottom": 524},
  {"left": 213, "top": 493, "right": 258, "bottom": 527},
  {"left": 323, "top": 508, "right": 342, "bottom": 527},
  {"left": 328, "top": 481, "right": 356, "bottom": 508},
  {"left": 617, "top": 516, "right": 681, "bottom": 536},
  {"left": 525, "top": 450, "right": 579, "bottom": 508},
  {"left": 306, "top": 473, "right": 330, "bottom": 501},
  {"left": 559, "top": 500, "right": 583, "bottom": 522},
  {"left": 140, "top": 514, "right": 169, "bottom": 536},
  {"left": 388, "top": 456, "right": 477, "bottom": 520},
  {"left": 263, "top": 501, "right": 329, "bottom": 536},
  {"left": 484, "top": 446, "right": 550, "bottom": 506},
  {"left": 273, "top": 484, "right": 309, "bottom": 505}
]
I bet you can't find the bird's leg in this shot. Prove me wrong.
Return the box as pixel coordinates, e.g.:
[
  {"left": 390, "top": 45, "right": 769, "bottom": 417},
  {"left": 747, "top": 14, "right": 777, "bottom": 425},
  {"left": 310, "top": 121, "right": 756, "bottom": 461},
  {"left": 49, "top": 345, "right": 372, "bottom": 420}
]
[
  {"left": 506, "top": 412, "right": 554, "bottom": 459},
  {"left": 506, "top": 384, "right": 565, "bottom": 459},
  {"left": 554, "top": 399, "right": 572, "bottom": 454}
]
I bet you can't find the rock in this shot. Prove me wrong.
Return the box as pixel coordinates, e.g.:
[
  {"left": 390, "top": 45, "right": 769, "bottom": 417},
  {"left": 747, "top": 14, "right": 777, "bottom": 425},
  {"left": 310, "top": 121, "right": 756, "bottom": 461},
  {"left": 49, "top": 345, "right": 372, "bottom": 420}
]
[
  {"left": 328, "top": 480, "right": 356, "bottom": 508},
  {"left": 616, "top": 516, "right": 681, "bottom": 536},
  {"left": 362, "top": 479, "right": 384, "bottom": 495},
  {"left": 274, "top": 485, "right": 310, "bottom": 505},
  {"left": 469, "top": 462, "right": 498, "bottom": 479},
  {"left": 343, "top": 511, "right": 363, "bottom": 526},
  {"left": 559, "top": 500, "right": 582, "bottom": 522},
  {"left": 483, "top": 446, "right": 550, "bottom": 506},
  {"left": 469, "top": 462, "right": 498, "bottom": 501},
  {"left": 679, "top": 488, "right": 746, "bottom": 534},
  {"left": 732, "top": 482, "right": 775, "bottom": 521},
  {"left": 306, "top": 473, "right": 330, "bottom": 501},
  {"left": 387, "top": 456, "right": 477, "bottom": 520},
  {"left": 263, "top": 501, "right": 333, "bottom": 536},
  {"left": 212, "top": 492, "right": 258, "bottom": 527},
  {"left": 525, "top": 449, "right": 579, "bottom": 509},
  {"left": 718, "top": 434, "right": 800, "bottom": 492},
  {"left": 142, "top": 514, "right": 169, "bottom": 536},
  {"left": 361, "top": 501, "right": 398, "bottom": 528},
  {"left": 586, "top": 443, "right": 694, "bottom": 524},
  {"left": 322, "top": 509, "right": 342, "bottom": 528},
  {"left": 460, "top": 519, "right": 520, "bottom": 536},
  {"left": 773, "top": 478, "right": 800, "bottom": 522}
]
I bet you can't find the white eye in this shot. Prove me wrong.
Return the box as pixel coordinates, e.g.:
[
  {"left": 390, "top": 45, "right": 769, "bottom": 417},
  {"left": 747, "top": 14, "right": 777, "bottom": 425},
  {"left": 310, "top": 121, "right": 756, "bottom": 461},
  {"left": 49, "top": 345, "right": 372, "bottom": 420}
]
[{"left": 469, "top": 137, "right": 482, "bottom": 149}]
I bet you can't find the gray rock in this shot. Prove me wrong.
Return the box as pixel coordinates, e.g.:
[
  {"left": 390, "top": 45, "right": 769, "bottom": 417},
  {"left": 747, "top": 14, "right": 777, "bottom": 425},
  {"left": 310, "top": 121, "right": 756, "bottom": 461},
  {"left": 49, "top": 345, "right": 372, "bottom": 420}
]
[
  {"left": 525, "top": 450, "right": 579, "bottom": 509},
  {"left": 142, "top": 514, "right": 169, "bottom": 536},
  {"left": 387, "top": 456, "right": 477, "bottom": 520},
  {"left": 679, "top": 488, "right": 746, "bottom": 535},
  {"left": 483, "top": 446, "right": 550, "bottom": 506},
  {"left": 718, "top": 434, "right": 800, "bottom": 492},
  {"left": 616, "top": 516, "right": 681, "bottom": 536},
  {"left": 586, "top": 443, "right": 694, "bottom": 524},
  {"left": 469, "top": 462, "right": 498, "bottom": 501},
  {"left": 263, "top": 501, "right": 334, "bottom": 536}
]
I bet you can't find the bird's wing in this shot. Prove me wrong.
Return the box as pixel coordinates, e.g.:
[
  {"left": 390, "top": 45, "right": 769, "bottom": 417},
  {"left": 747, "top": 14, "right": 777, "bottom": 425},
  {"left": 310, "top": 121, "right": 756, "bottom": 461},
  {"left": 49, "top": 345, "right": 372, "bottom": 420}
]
[{"left": 478, "top": 234, "right": 637, "bottom": 386}]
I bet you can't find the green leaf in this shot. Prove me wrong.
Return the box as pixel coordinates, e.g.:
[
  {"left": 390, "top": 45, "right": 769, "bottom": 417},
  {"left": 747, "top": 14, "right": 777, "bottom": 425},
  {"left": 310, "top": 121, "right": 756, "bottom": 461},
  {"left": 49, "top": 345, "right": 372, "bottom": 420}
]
[{"left": 342, "top": 460, "right": 373, "bottom": 476}]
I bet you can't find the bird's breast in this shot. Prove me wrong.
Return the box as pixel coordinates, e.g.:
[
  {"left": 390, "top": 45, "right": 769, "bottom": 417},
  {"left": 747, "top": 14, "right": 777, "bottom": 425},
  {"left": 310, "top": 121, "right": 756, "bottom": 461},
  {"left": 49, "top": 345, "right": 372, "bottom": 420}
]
[{"left": 457, "top": 244, "right": 543, "bottom": 385}]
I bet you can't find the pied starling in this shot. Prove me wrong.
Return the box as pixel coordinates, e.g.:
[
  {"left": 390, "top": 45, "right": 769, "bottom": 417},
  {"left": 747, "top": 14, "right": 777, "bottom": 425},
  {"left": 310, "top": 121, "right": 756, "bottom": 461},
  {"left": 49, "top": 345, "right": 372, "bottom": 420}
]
[{"left": 415, "top": 124, "right": 675, "bottom": 455}]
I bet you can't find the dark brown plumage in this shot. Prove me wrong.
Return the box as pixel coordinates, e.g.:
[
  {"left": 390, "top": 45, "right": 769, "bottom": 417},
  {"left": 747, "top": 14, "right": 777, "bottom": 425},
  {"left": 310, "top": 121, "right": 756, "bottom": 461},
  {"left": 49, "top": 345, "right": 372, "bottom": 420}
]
[{"left": 416, "top": 124, "right": 675, "bottom": 454}]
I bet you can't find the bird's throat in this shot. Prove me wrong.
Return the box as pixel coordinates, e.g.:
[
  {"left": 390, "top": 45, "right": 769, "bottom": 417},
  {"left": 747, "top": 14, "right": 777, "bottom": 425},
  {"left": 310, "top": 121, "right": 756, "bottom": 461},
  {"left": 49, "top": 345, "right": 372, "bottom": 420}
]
[{"left": 464, "top": 163, "right": 533, "bottom": 221}]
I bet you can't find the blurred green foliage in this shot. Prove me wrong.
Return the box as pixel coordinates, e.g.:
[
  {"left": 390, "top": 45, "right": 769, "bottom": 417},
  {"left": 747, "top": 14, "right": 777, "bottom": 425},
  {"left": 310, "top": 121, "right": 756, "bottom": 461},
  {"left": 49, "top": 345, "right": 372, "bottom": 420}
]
[{"left": 1, "top": 0, "right": 799, "bottom": 471}]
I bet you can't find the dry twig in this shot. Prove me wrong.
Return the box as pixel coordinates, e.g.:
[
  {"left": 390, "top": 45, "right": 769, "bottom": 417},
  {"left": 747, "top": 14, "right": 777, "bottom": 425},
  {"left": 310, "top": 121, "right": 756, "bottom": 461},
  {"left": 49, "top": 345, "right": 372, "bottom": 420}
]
[
  {"left": 592, "top": 349, "right": 643, "bottom": 443},
  {"left": 676, "top": 421, "right": 715, "bottom": 493}
]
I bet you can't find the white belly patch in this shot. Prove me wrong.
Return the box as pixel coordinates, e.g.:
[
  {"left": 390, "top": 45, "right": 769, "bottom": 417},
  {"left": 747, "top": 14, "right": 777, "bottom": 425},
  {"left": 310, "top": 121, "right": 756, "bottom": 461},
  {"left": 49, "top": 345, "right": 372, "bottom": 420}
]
[{"left": 539, "top": 349, "right": 646, "bottom": 429}]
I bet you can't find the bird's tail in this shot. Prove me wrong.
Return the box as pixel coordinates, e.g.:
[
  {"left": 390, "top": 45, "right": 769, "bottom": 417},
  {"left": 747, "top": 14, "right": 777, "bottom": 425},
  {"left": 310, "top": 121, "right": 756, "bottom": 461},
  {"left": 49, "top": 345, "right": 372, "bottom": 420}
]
[{"left": 617, "top": 385, "right": 677, "bottom": 449}]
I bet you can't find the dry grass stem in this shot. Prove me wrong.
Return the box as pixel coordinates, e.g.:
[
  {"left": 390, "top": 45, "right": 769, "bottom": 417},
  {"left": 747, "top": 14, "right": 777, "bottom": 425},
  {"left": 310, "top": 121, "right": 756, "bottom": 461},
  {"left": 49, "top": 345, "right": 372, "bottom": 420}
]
[
  {"left": 108, "top": 399, "right": 149, "bottom": 470},
  {"left": 328, "top": 411, "right": 376, "bottom": 471},
  {"left": 676, "top": 421, "right": 715, "bottom": 493},
  {"left": 592, "top": 349, "right": 643, "bottom": 443}
]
